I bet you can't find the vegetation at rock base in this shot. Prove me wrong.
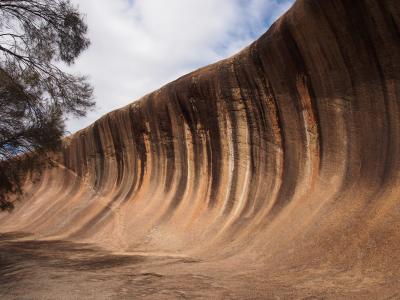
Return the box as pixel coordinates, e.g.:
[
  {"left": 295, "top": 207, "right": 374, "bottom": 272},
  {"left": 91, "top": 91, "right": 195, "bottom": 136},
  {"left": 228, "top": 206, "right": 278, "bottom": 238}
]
[{"left": 0, "top": 0, "right": 94, "bottom": 210}]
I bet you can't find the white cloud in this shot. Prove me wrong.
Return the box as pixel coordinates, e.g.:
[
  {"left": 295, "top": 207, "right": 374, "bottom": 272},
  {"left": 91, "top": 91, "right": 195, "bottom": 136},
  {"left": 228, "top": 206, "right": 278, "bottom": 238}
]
[{"left": 65, "top": 0, "right": 294, "bottom": 133}]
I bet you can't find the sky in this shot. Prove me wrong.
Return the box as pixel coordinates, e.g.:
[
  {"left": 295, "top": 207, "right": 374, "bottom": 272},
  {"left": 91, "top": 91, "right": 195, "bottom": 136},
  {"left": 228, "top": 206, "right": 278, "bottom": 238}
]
[{"left": 66, "top": 0, "right": 294, "bottom": 133}]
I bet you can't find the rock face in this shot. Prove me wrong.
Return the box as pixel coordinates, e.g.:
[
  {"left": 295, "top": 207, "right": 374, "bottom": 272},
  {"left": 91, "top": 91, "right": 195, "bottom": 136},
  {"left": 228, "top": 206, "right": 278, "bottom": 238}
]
[{"left": 1, "top": 0, "right": 400, "bottom": 297}]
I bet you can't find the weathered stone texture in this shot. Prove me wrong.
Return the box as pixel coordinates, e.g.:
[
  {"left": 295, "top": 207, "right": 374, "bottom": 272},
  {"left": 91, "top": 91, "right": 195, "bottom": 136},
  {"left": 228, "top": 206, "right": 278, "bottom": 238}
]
[{"left": 1, "top": 1, "right": 400, "bottom": 296}]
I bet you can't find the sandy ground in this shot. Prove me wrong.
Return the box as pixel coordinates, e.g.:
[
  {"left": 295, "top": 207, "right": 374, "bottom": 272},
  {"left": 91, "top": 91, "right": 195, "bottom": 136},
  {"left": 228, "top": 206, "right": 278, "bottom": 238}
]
[{"left": 1, "top": 232, "right": 399, "bottom": 299}]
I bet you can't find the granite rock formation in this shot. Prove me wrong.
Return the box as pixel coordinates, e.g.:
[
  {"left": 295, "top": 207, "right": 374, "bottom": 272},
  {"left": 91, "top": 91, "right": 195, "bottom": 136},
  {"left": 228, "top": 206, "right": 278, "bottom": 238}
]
[{"left": 1, "top": 0, "right": 400, "bottom": 298}]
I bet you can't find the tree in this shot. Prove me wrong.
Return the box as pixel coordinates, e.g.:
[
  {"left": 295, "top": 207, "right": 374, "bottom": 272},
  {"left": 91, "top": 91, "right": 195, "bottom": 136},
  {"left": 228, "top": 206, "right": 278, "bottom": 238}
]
[{"left": 0, "top": 0, "right": 94, "bottom": 211}]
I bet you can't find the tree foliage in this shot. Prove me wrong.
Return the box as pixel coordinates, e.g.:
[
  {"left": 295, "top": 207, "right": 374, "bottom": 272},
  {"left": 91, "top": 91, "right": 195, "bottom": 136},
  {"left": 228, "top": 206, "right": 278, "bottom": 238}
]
[{"left": 0, "top": 0, "right": 94, "bottom": 210}]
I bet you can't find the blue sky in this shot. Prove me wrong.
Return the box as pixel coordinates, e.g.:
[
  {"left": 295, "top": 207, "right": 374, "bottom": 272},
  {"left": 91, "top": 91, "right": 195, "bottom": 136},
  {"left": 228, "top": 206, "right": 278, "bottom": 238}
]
[{"left": 66, "top": 0, "right": 295, "bottom": 133}]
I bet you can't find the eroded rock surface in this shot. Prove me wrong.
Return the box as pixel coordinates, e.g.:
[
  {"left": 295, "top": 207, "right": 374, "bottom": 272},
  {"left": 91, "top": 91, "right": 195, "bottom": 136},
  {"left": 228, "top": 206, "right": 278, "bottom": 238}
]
[{"left": 1, "top": 0, "right": 400, "bottom": 298}]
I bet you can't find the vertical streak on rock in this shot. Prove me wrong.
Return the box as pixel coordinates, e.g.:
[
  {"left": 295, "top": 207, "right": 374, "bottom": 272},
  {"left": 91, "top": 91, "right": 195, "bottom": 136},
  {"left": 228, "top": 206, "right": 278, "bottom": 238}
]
[{"left": 296, "top": 75, "right": 320, "bottom": 193}]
